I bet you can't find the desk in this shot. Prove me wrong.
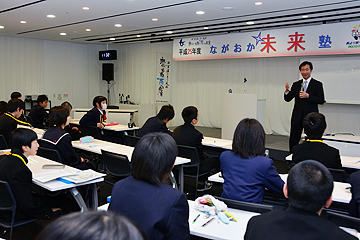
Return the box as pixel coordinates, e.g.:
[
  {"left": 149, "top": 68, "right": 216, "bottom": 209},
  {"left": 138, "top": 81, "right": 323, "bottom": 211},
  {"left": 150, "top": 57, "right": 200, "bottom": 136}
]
[
  {"left": 73, "top": 108, "right": 138, "bottom": 126},
  {"left": 202, "top": 137, "right": 232, "bottom": 150},
  {"left": 70, "top": 119, "right": 139, "bottom": 136},
  {"left": 208, "top": 172, "right": 351, "bottom": 204},
  {"left": 285, "top": 154, "right": 360, "bottom": 170},
  {"left": 27, "top": 155, "right": 104, "bottom": 211},
  {"left": 323, "top": 135, "right": 360, "bottom": 157},
  {"left": 188, "top": 200, "right": 258, "bottom": 240},
  {"left": 72, "top": 139, "right": 190, "bottom": 192}
]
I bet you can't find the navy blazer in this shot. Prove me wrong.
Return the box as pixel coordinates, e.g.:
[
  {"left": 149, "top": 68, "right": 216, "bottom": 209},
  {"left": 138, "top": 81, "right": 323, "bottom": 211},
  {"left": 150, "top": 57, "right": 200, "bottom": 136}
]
[
  {"left": 108, "top": 177, "right": 190, "bottom": 240},
  {"left": 79, "top": 107, "right": 105, "bottom": 127},
  {"left": 29, "top": 105, "right": 48, "bottom": 129},
  {"left": 0, "top": 113, "right": 32, "bottom": 145},
  {"left": 245, "top": 207, "right": 357, "bottom": 240},
  {"left": 138, "top": 116, "right": 172, "bottom": 137},
  {"left": 220, "top": 152, "right": 284, "bottom": 203},
  {"left": 349, "top": 171, "right": 360, "bottom": 217},
  {"left": 284, "top": 78, "right": 325, "bottom": 125},
  {"left": 292, "top": 140, "right": 342, "bottom": 169}
]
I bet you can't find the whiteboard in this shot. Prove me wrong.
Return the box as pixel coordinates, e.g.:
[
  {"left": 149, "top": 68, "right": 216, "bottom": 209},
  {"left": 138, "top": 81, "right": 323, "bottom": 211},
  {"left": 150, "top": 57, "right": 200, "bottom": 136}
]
[{"left": 300, "top": 55, "right": 360, "bottom": 104}]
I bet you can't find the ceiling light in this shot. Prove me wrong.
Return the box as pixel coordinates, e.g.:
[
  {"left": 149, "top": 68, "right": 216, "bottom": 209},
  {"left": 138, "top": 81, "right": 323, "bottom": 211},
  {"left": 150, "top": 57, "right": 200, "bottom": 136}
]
[
  {"left": 255, "top": 2, "right": 263, "bottom": 6},
  {"left": 166, "top": 31, "right": 173, "bottom": 34},
  {"left": 152, "top": 18, "right": 158, "bottom": 21},
  {"left": 222, "top": 7, "right": 233, "bottom": 11},
  {"left": 114, "top": 24, "right": 122, "bottom": 27},
  {"left": 82, "top": 7, "right": 89, "bottom": 10},
  {"left": 110, "top": 38, "right": 116, "bottom": 40},
  {"left": 196, "top": 11, "right": 205, "bottom": 15},
  {"left": 47, "top": 14, "right": 56, "bottom": 18},
  {"left": 20, "top": 21, "right": 26, "bottom": 24},
  {"left": 246, "top": 21, "right": 255, "bottom": 25},
  {"left": 302, "top": 15, "right": 309, "bottom": 18},
  {"left": 204, "top": 27, "right": 209, "bottom": 29},
  {"left": 0, "top": 26, "right": 4, "bottom": 29},
  {"left": 60, "top": 33, "right": 66, "bottom": 36},
  {"left": 137, "top": 35, "right": 141, "bottom": 37},
  {"left": 86, "top": 29, "right": 91, "bottom": 32}
]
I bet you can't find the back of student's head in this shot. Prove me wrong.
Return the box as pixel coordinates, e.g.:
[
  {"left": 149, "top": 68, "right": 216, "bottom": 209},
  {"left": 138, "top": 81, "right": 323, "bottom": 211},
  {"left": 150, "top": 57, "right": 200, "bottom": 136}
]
[
  {"left": 49, "top": 106, "right": 69, "bottom": 127},
  {"left": 10, "top": 91, "right": 22, "bottom": 99},
  {"left": 181, "top": 106, "right": 198, "bottom": 124},
  {"left": 36, "top": 211, "right": 146, "bottom": 240},
  {"left": 10, "top": 128, "right": 37, "bottom": 154},
  {"left": 61, "top": 101, "right": 73, "bottom": 112},
  {"left": 232, "top": 118, "right": 265, "bottom": 159},
  {"left": 131, "top": 132, "right": 178, "bottom": 185},
  {"left": 0, "top": 101, "right": 7, "bottom": 116},
  {"left": 37, "top": 94, "right": 48, "bottom": 103},
  {"left": 287, "top": 160, "right": 333, "bottom": 212},
  {"left": 303, "top": 112, "right": 326, "bottom": 139},
  {"left": 6, "top": 99, "right": 24, "bottom": 113},
  {"left": 92, "top": 96, "right": 107, "bottom": 107},
  {"left": 157, "top": 104, "right": 175, "bottom": 121}
]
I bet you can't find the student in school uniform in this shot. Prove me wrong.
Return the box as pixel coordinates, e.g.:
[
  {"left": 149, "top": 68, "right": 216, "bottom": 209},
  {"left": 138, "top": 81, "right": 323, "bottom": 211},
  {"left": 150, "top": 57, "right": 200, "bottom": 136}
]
[
  {"left": 0, "top": 99, "right": 32, "bottom": 145},
  {"left": 29, "top": 94, "right": 49, "bottom": 129},
  {"left": 138, "top": 104, "right": 174, "bottom": 137},
  {"left": 60, "top": 101, "right": 83, "bottom": 140},
  {"left": 79, "top": 96, "right": 107, "bottom": 129},
  {"left": 220, "top": 118, "right": 284, "bottom": 203},
  {"left": 10, "top": 91, "right": 28, "bottom": 123},
  {"left": 109, "top": 133, "right": 190, "bottom": 240},
  {"left": 39, "top": 106, "right": 94, "bottom": 170},
  {"left": 0, "top": 128, "right": 60, "bottom": 222}
]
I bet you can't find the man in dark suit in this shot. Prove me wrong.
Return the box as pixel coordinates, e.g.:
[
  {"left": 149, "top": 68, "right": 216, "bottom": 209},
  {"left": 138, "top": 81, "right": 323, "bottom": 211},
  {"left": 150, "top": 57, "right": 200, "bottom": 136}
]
[
  {"left": 138, "top": 104, "right": 174, "bottom": 137},
  {"left": 172, "top": 106, "right": 220, "bottom": 190},
  {"left": 292, "top": 112, "right": 341, "bottom": 169},
  {"left": 285, "top": 61, "right": 325, "bottom": 153},
  {"left": 244, "top": 160, "right": 357, "bottom": 240}
]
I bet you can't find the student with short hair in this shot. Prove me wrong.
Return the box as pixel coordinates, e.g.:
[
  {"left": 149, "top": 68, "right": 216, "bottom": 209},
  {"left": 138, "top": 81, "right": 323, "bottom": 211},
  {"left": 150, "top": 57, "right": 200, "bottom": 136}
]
[
  {"left": 109, "top": 133, "right": 190, "bottom": 240},
  {"left": 0, "top": 128, "right": 60, "bottom": 222},
  {"left": 10, "top": 91, "right": 22, "bottom": 100},
  {"left": 60, "top": 101, "right": 83, "bottom": 140},
  {"left": 36, "top": 211, "right": 146, "bottom": 240},
  {"left": 138, "top": 104, "right": 174, "bottom": 137},
  {"left": 29, "top": 94, "right": 49, "bottom": 128},
  {"left": 79, "top": 96, "right": 107, "bottom": 129},
  {"left": 220, "top": 118, "right": 284, "bottom": 203},
  {"left": 0, "top": 99, "right": 32, "bottom": 144},
  {"left": 292, "top": 112, "right": 341, "bottom": 169},
  {"left": 244, "top": 160, "right": 356, "bottom": 240},
  {"left": 39, "top": 106, "right": 93, "bottom": 170}
]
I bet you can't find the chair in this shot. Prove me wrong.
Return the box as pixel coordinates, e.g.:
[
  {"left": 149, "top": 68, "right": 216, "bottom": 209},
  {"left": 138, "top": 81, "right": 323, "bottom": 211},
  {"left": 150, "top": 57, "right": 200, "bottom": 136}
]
[
  {"left": 0, "top": 180, "right": 37, "bottom": 240},
  {"left": 0, "top": 134, "right": 9, "bottom": 150},
  {"left": 215, "top": 197, "right": 273, "bottom": 214},
  {"left": 25, "top": 115, "right": 34, "bottom": 127},
  {"left": 177, "top": 145, "right": 216, "bottom": 197},
  {"left": 328, "top": 168, "right": 347, "bottom": 182},
  {"left": 37, "top": 147, "right": 63, "bottom": 163},
  {"left": 80, "top": 125, "right": 102, "bottom": 140},
  {"left": 123, "top": 135, "right": 141, "bottom": 147},
  {"left": 101, "top": 150, "right": 132, "bottom": 186},
  {"left": 326, "top": 211, "right": 360, "bottom": 232}
]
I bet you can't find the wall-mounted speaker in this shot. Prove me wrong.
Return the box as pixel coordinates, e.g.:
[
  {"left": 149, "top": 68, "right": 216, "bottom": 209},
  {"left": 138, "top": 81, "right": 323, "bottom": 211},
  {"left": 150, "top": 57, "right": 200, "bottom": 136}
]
[{"left": 102, "top": 63, "right": 114, "bottom": 82}]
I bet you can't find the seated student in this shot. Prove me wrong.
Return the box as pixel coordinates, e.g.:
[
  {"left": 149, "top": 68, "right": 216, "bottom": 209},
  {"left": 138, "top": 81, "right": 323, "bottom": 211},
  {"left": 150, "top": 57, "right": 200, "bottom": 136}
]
[
  {"left": 138, "top": 104, "right": 174, "bottom": 137},
  {"left": 292, "top": 112, "right": 341, "bottom": 169},
  {"left": 349, "top": 171, "right": 360, "bottom": 217},
  {"left": 0, "top": 101, "right": 7, "bottom": 117},
  {"left": 0, "top": 128, "right": 60, "bottom": 222},
  {"left": 244, "top": 160, "right": 356, "bottom": 240},
  {"left": 220, "top": 118, "right": 284, "bottom": 203},
  {"left": 60, "top": 101, "right": 83, "bottom": 140},
  {"left": 10, "top": 91, "right": 28, "bottom": 123},
  {"left": 36, "top": 211, "right": 146, "bottom": 240},
  {"left": 172, "top": 106, "right": 220, "bottom": 190},
  {"left": 108, "top": 133, "right": 190, "bottom": 240},
  {"left": 39, "top": 106, "right": 93, "bottom": 170},
  {"left": 79, "top": 96, "right": 107, "bottom": 129},
  {"left": 29, "top": 94, "right": 49, "bottom": 129},
  {"left": 0, "top": 99, "right": 32, "bottom": 144}
]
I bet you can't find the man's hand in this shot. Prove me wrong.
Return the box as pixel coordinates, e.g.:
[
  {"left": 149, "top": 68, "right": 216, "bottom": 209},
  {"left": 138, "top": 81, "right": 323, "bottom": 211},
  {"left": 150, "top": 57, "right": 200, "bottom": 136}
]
[
  {"left": 299, "top": 91, "right": 309, "bottom": 99},
  {"left": 285, "top": 82, "right": 290, "bottom": 93},
  {"left": 96, "top": 123, "right": 104, "bottom": 129}
]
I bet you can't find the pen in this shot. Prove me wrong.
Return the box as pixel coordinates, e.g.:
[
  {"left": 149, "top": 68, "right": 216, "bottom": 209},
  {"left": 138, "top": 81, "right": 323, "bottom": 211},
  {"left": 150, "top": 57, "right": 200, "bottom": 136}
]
[
  {"left": 192, "top": 214, "right": 200, "bottom": 224},
  {"left": 201, "top": 217, "right": 215, "bottom": 227}
]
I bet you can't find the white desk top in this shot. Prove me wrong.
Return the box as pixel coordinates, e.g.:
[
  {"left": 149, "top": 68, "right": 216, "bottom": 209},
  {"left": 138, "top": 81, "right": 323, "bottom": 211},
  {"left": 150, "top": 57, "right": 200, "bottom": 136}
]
[
  {"left": 27, "top": 155, "right": 104, "bottom": 192},
  {"left": 72, "top": 139, "right": 190, "bottom": 166},
  {"left": 73, "top": 108, "right": 138, "bottom": 113},
  {"left": 69, "top": 119, "right": 139, "bottom": 131},
  {"left": 323, "top": 135, "right": 360, "bottom": 143},
  {"left": 285, "top": 154, "right": 360, "bottom": 170},
  {"left": 202, "top": 136, "right": 232, "bottom": 150},
  {"left": 208, "top": 172, "right": 351, "bottom": 204},
  {"left": 188, "top": 200, "right": 258, "bottom": 240}
]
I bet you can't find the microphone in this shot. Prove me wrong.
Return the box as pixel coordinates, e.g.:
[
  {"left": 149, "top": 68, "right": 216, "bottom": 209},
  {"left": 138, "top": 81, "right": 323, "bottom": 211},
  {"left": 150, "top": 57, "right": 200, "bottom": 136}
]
[{"left": 301, "top": 82, "right": 305, "bottom": 91}]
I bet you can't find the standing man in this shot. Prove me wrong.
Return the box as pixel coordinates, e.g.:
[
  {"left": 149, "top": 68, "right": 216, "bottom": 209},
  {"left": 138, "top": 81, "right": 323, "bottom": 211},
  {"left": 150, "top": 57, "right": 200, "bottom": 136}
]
[{"left": 284, "top": 61, "right": 325, "bottom": 153}]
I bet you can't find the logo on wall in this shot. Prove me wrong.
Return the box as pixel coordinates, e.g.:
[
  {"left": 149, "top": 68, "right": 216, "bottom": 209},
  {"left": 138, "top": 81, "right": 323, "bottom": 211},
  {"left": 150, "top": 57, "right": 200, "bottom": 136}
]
[{"left": 346, "top": 24, "right": 360, "bottom": 48}]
